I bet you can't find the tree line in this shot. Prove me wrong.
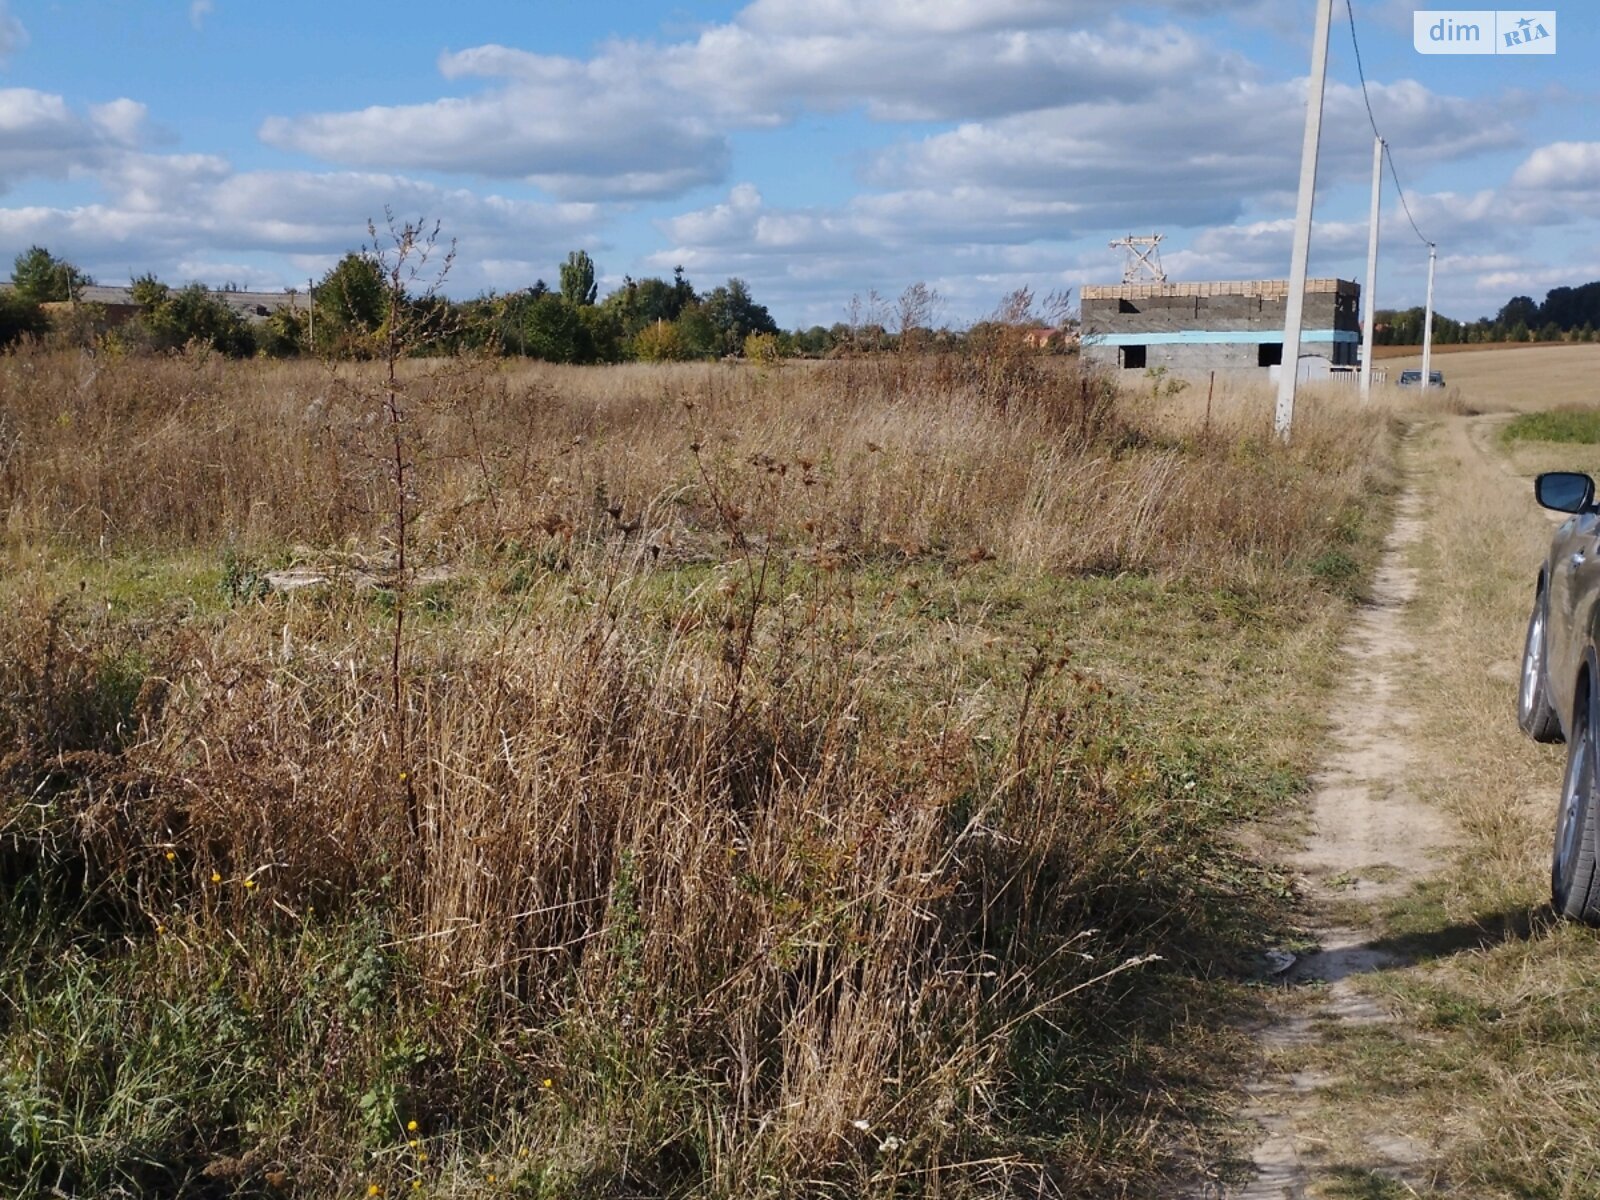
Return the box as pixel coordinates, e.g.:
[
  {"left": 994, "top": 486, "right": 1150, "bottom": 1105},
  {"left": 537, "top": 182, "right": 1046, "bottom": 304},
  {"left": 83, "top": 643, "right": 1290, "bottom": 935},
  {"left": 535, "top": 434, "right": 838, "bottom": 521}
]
[
  {"left": 2, "top": 244, "right": 1080, "bottom": 364},
  {"left": 0, "top": 244, "right": 966, "bottom": 363},
  {"left": 1376, "top": 281, "right": 1600, "bottom": 346}
]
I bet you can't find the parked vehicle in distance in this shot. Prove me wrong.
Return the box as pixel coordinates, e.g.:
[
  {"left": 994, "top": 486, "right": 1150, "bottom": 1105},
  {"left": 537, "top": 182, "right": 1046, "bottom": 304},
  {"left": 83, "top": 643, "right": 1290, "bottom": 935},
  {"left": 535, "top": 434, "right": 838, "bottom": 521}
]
[
  {"left": 1521, "top": 471, "right": 1600, "bottom": 920},
  {"left": 1397, "top": 369, "right": 1446, "bottom": 388}
]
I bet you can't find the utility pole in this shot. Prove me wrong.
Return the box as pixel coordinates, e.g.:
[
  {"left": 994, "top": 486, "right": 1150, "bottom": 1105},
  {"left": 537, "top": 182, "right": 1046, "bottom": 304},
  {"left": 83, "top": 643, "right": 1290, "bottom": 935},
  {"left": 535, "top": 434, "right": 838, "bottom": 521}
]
[
  {"left": 1360, "top": 136, "right": 1383, "bottom": 402},
  {"left": 1421, "top": 244, "right": 1437, "bottom": 390},
  {"left": 1276, "top": 0, "right": 1335, "bottom": 442}
]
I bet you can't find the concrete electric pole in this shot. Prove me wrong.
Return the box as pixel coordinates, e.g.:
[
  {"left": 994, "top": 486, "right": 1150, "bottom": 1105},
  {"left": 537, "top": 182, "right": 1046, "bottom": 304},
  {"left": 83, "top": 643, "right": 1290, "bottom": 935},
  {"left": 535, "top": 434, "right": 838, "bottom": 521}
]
[
  {"left": 1421, "top": 244, "right": 1437, "bottom": 391},
  {"left": 1360, "top": 136, "right": 1383, "bottom": 403},
  {"left": 1276, "top": 0, "right": 1335, "bottom": 442}
]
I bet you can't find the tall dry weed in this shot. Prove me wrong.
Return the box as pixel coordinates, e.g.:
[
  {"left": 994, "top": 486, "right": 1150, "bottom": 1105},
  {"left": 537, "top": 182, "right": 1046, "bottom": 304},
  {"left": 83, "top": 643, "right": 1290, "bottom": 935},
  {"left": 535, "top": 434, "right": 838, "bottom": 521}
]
[{"left": 1, "top": 348, "right": 1385, "bottom": 587}]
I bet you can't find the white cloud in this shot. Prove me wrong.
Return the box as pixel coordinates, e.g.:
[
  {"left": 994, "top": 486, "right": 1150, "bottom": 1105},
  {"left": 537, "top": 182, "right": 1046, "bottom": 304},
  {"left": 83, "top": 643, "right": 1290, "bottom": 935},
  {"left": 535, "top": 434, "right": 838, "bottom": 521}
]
[
  {"left": 646, "top": 183, "right": 1101, "bottom": 324},
  {"left": 255, "top": 7, "right": 1267, "bottom": 199},
  {"left": 0, "top": 151, "right": 600, "bottom": 293},
  {"left": 1512, "top": 142, "right": 1600, "bottom": 194},
  {"left": 0, "top": 2, "right": 25, "bottom": 63},
  {"left": 736, "top": 0, "right": 1272, "bottom": 36},
  {"left": 869, "top": 78, "right": 1522, "bottom": 221},
  {"left": 257, "top": 0, "right": 1520, "bottom": 222},
  {"left": 646, "top": 19, "right": 1232, "bottom": 124},
  {"left": 0, "top": 89, "right": 147, "bottom": 191},
  {"left": 737, "top": 0, "right": 1069, "bottom": 36},
  {"left": 189, "top": 0, "right": 214, "bottom": 30},
  {"left": 260, "top": 47, "right": 727, "bottom": 200}
]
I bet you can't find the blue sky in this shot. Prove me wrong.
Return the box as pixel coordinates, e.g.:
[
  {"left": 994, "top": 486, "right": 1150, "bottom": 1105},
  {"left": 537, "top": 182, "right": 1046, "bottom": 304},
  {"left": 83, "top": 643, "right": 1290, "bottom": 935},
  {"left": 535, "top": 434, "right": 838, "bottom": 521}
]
[{"left": 0, "top": 0, "right": 1595, "bottom": 326}]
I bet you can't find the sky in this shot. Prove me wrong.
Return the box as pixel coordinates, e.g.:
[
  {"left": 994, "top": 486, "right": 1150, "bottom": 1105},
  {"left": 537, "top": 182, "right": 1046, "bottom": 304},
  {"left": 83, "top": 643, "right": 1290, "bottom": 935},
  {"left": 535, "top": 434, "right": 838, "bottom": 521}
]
[{"left": 0, "top": 0, "right": 1594, "bottom": 327}]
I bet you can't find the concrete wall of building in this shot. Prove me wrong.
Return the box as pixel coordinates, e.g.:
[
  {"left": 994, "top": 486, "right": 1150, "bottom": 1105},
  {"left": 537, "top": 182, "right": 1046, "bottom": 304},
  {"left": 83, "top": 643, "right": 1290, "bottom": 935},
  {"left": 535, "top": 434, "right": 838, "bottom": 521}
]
[
  {"left": 1080, "top": 292, "right": 1358, "bottom": 337},
  {"left": 1083, "top": 342, "right": 1266, "bottom": 373},
  {"left": 1080, "top": 279, "right": 1362, "bottom": 375}
]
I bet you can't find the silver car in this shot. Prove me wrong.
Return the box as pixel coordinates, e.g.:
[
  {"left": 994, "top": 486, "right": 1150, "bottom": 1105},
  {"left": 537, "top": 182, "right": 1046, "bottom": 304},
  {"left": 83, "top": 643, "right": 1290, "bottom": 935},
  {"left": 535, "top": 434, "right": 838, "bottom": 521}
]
[
  {"left": 1397, "top": 370, "right": 1446, "bottom": 389},
  {"left": 1522, "top": 471, "right": 1600, "bottom": 920}
]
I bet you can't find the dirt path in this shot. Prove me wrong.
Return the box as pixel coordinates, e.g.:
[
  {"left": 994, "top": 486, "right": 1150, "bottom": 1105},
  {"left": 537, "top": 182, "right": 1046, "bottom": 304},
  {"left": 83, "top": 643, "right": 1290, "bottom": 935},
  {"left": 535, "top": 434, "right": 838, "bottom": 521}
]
[
  {"left": 1185, "top": 354, "right": 1600, "bottom": 1199},
  {"left": 1205, "top": 431, "right": 1458, "bottom": 1198}
]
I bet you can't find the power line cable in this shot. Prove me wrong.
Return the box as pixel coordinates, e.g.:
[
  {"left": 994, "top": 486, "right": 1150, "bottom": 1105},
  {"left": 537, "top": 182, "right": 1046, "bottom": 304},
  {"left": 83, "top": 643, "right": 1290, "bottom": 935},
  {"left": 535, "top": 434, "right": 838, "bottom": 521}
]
[
  {"left": 1344, "top": 0, "right": 1433, "bottom": 247},
  {"left": 1383, "top": 143, "right": 1432, "bottom": 247}
]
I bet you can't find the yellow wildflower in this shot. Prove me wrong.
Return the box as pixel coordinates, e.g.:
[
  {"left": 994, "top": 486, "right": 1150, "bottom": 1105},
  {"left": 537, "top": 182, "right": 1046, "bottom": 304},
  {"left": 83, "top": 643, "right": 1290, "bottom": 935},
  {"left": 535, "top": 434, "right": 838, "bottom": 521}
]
[
  {"left": 164, "top": 850, "right": 176, "bottom": 861},
  {"left": 406, "top": 1119, "right": 418, "bottom": 1133},
  {"left": 210, "top": 872, "right": 222, "bottom": 884}
]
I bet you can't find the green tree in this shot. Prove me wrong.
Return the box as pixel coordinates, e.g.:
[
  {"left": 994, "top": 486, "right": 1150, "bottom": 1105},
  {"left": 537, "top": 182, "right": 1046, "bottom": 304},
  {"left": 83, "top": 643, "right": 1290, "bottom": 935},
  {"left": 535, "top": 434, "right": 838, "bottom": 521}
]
[
  {"left": 258, "top": 305, "right": 307, "bottom": 357},
  {"left": 315, "top": 253, "right": 391, "bottom": 355},
  {"left": 12, "top": 245, "right": 92, "bottom": 303},
  {"left": 522, "top": 293, "right": 593, "bottom": 363},
  {"left": 128, "top": 280, "right": 255, "bottom": 357},
  {"left": 672, "top": 265, "right": 697, "bottom": 314},
  {"left": 602, "top": 273, "right": 695, "bottom": 342},
  {"left": 1497, "top": 295, "right": 1539, "bottom": 330},
  {"left": 673, "top": 303, "right": 718, "bottom": 359},
  {"left": 702, "top": 278, "right": 777, "bottom": 356},
  {"left": 129, "top": 273, "right": 169, "bottom": 308},
  {"left": 794, "top": 325, "right": 833, "bottom": 357},
  {"left": 578, "top": 303, "right": 624, "bottom": 362},
  {"left": 560, "top": 250, "right": 598, "bottom": 307}
]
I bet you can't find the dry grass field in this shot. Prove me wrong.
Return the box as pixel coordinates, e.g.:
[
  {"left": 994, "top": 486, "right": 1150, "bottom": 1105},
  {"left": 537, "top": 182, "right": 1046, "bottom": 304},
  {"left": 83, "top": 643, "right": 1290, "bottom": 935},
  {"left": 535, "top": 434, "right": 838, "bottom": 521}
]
[{"left": 0, "top": 344, "right": 1408, "bottom": 1198}]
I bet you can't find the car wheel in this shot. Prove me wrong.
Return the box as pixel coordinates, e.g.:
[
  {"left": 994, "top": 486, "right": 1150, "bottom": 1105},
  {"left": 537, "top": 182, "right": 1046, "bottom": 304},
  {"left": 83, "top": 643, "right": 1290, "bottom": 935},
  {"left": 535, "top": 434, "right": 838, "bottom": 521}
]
[
  {"left": 1553, "top": 682, "right": 1600, "bottom": 922},
  {"left": 1520, "top": 590, "right": 1563, "bottom": 743}
]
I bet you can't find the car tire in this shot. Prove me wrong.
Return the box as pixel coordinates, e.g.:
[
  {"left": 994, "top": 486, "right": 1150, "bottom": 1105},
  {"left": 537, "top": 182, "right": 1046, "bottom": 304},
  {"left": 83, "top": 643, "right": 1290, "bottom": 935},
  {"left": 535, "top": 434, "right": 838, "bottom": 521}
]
[
  {"left": 1553, "top": 681, "right": 1600, "bottom": 922},
  {"left": 1520, "top": 590, "right": 1563, "bottom": 743}
]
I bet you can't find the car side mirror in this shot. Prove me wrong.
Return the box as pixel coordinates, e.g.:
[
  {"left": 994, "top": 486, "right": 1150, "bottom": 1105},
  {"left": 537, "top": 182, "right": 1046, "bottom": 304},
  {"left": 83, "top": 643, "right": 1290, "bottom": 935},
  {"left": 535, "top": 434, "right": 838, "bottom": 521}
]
[{"left": 1536, "top": 472, "right": 1596, "bottom": 514}]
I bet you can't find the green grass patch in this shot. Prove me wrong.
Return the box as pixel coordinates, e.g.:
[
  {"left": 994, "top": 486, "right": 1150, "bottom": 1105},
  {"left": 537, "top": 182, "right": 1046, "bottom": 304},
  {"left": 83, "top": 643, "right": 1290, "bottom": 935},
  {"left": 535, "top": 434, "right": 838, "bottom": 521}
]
[{"left": 1502, "top": 409, "right": 1600, "bottom": 445}]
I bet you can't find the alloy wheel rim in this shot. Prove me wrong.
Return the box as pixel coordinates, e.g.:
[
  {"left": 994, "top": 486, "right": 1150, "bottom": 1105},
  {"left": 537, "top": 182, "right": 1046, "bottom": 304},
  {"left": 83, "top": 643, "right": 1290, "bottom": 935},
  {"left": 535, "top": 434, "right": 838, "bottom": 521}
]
[
  {"left": 1523, "top": 608, "right": 1544, "bottom": 719},
  {"left": 1558, "top": 721, "right": 1589, "bottom": 886}
]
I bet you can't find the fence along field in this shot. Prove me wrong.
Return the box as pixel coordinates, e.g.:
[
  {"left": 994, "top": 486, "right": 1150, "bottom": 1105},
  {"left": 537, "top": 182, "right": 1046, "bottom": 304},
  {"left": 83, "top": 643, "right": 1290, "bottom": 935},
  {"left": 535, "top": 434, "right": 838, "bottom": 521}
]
[{"left": 0, "top": 312, "right": 1396, "bottom": 1196}]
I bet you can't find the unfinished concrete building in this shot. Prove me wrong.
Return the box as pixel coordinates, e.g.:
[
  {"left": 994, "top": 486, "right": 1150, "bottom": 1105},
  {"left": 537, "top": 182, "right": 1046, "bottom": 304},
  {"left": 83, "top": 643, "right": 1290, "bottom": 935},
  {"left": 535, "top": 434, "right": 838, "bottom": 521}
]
[{"left": 1080, "top": 279, "right": 1362, "bottom": 374}]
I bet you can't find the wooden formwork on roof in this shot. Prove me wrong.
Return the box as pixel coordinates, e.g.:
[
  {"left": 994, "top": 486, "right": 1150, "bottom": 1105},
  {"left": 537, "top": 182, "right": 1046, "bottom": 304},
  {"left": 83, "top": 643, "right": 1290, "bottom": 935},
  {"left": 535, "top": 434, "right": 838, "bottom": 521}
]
[{"left": 1080, "top": 279, "right": 1357, "bottom": 301}]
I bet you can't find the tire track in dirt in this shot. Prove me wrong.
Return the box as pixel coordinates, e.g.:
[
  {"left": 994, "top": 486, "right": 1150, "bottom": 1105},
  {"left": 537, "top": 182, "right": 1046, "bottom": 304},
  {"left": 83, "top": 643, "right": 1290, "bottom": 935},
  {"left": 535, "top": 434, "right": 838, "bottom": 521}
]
[{"left": 1195, "top": 429, "right": 1457, "bottom": 1198}]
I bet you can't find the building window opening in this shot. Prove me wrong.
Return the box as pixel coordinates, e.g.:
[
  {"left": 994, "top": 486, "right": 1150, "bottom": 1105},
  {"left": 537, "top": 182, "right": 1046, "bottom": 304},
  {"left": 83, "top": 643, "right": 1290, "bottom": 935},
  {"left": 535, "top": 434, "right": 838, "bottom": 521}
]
[
  {"left": 1258, "top": 342, "right": 1284, "bottom": 368},
  {"left": 1122, "top": 344, "right": 1147, "bottom": 370},
  {"left": 1118, "top": 299, "right": 1140, "bottom": 314}
]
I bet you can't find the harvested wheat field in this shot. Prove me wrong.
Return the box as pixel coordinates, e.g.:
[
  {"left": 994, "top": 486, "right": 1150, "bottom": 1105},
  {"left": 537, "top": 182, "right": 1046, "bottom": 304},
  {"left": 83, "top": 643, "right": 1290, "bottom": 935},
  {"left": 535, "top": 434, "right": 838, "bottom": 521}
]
[
  {"left": 0, "top": 344, "right": 1416, "bottom": 1198},
  {"left": 1379, "top": 342, "right": 1600, "bottom": 410}
]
